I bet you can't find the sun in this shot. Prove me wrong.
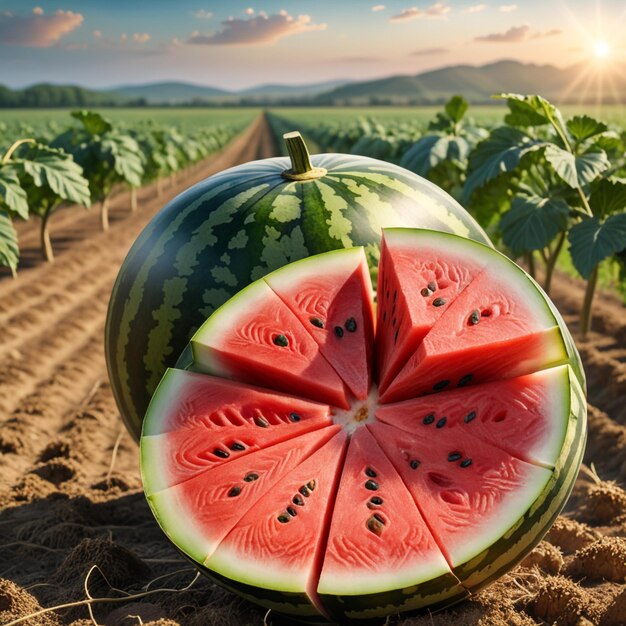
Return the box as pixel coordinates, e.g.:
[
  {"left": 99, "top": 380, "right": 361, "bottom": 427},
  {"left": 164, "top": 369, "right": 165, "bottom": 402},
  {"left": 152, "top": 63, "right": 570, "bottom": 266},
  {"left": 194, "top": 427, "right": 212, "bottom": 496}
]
[{"left": 594, "top": 40, "right": 610, "bottom": 59}]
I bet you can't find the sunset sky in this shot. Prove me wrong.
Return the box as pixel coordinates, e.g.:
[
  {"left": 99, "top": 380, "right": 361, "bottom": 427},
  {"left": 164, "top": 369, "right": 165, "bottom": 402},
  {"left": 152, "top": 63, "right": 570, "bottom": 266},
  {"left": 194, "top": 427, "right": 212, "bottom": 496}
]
[{"left": 0, "top": 1, "right": 625, "bottom": 89}]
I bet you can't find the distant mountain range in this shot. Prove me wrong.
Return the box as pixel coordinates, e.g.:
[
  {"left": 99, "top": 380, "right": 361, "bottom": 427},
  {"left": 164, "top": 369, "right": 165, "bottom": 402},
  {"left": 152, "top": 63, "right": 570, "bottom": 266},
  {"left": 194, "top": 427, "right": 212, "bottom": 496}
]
[{"left": 1, "top": 61, "right": 624, "bottom": 108}]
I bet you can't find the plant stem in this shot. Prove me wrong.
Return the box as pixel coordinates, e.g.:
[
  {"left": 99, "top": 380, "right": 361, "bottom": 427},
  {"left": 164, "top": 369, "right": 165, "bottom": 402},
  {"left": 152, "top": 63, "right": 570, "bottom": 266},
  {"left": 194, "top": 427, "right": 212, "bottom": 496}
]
[
  {"left": 40, "top": 206, "right": 54, "bottom": 262},
  {"left": 2, "top": 138, "right": 35, "bottom": 164},
  {"left": 282, "top": 131, "right": 326, "bottom": 181},
  {"left": 580, "top": 265, "right": 599, "bottom": 338},
  {"left": 100, "top": 194, "right": 110, "bottom": 231},
  {"left": 544, "top": 231, "right": 565, "bottom": 295},
  {"left": 527, "top": 252, "right": 536, "bottom": 279},
  {"left": 130, "top": 186, "right": 137, "bottom": 212}
]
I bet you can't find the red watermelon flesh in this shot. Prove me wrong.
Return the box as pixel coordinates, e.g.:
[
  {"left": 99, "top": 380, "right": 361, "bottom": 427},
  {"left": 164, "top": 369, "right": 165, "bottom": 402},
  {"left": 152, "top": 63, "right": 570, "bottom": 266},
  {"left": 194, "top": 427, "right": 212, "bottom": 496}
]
[
  {"left": 142, "top": 230, "right": 582, "bottom": 622},
  {"left": 265, "top": 248, "right": 375, "bottom": 400},
  {"left": 376, "top": 365, "right": 573, "bottom": 468},
  {"left": 369, "top": 421, "right": 553, "bottom": 569},
  {"left": 141, "top": 369, "right": 333, "bottom": 495},
  {"left": 380, "top": 264, "right": 567, "bottom": 402},
  {"left": 204, "top": 431, "right": 348, "bottom": 616},
  {"left": 147, "top": 426, "right": 341, "bottom": 564},
  {"left": 191, "top": 280, "right": 350, "bottom": 409}
]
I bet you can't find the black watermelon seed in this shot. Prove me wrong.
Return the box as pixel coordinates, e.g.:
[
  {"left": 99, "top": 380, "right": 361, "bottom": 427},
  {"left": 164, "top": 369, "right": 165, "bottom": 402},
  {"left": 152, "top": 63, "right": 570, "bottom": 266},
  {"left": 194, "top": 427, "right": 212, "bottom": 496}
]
[
  {"left": 310, "top": 317, "right": 324, "bottom": 328},
  {"left": 433, "top": 298, "right": 446, "bottom": 307},
  {"left": 307, "top": 480, "right": 316, "bottom": 491},
  {"left": 469, "top": 310, "right": 480, "bottom": 325},
  {"left": 299, "top": 485, "right": 310, "bottom": 497},
  {"left": 464, "top": 411, "right": 477, "bottom": 424},
  {"left": 460, "top": 458, "right": 473, "bottom": 468},
  {"left": 383, "top": 311, "right": 387, "bottom": 321},
  {"left": 345, "top": 317, "right": 357, "bottom": 332},
  {"left": 448, "top": 452, "right": 462, "bottom": 462},
  {"left": 214, "top": 448, "right": 229, "bottom": 459},
  {"left": 420, "top": 287, "right": 431, "bottom": 297},
  {"left": 428, "top": 282, "right": 437, "bottom": 292},
  {"left": 287, "top": 506, "right": 297, "bottom": 517},
  {"left": 373, "top": 513, "right": 386, "bottom": 524},
  {"left": 365, "top": 467, "right": 377, "bottom": 478},
  {"left": 410, "top": 459, "right": 420, "bottom": 469},
  {"left": 436, "top": 416, "right": 447, "bottom": 429},
  {"left": 433, "top": 380, "right": 450, "bottom": 391},
  {"left": 366, "top": 516, "right": 384, "bottom": 536},
  {"left": 369, "top": 496, "right": 383, "bottom": 505},
  {"left": 365, "top": 479, "right": 379, "bottom": 491},
  {"left": 394, "top": 328, "right": 399, "bottom": 343},
  {"left": 254, "top": 416, "right": 269, "bottom": 428},
  {"left": 230, "top": 442, "right": 245, "bottom": 451},
  {"left": 392, "top": 317, "right": 397, "bottom": 327},
  {"left": 334, "top": 326, "right": 344, "bottom": 338},
  {"left": 273, "top": 334, "right": 289, "bottom": 347},
  {"left": 458, "top": 374, "right": 474, "bottom": 387},
  {"left": 244, "top": 472, "right": 259, "bottom": 482},
  {"left": 228, "top": 486, "right": 241, "bottom": 497},
  {"left": 289, "top": 412, "right": 301, "bottom": 422},
  {"left": 277, "top": 514, "right": 290, "bottom": 523},
  {"left": 293, "top": 495, "right": 305, "bottom": 506},
  {"left": 423, "top": 413, "right": 435, "bottom": 425},
  {"left": 393, "top": 290, "right": 397, "bottom": 302}
]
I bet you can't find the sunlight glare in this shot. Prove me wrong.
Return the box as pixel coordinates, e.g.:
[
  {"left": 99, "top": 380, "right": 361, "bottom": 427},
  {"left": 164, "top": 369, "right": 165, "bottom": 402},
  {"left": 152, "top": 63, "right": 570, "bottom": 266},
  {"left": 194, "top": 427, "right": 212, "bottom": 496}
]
[{"left": 594, "top": 41, "right": 610, "bottom": 58}]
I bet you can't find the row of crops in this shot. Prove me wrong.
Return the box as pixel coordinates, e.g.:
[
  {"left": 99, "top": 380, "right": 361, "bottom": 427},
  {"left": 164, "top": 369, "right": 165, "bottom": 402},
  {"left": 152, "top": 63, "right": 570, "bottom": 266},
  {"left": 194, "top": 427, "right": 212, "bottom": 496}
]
[
  {"left": 269, "top": 94, "right": 626, "bottom": 336},
  {"left": 0, "top": 110, "right": 253, "bottom": 273}
]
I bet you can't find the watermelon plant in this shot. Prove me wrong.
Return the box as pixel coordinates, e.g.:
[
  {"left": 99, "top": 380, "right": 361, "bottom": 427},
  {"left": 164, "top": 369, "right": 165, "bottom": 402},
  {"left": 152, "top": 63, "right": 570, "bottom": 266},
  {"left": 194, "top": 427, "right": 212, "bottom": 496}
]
[
  {"left": 141, "top": 229, "right": 585, "bottom": 622},
  {"left": 105, "top": 131, "right": 493, "bottom": 441}
]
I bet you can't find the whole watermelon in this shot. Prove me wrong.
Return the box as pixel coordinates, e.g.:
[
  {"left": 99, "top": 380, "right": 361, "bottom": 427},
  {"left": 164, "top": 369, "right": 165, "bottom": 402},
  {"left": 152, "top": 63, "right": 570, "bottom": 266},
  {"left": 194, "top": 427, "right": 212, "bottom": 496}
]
[{"left": 105, "top": 132, "right": 491, "bottom": 440}]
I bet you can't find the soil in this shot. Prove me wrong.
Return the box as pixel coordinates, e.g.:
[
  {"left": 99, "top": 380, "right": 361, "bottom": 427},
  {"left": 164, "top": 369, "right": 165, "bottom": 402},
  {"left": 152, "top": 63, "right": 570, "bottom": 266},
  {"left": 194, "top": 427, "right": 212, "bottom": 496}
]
[{"left": 0, "top": 115, "right": 624, "bottom": 626}]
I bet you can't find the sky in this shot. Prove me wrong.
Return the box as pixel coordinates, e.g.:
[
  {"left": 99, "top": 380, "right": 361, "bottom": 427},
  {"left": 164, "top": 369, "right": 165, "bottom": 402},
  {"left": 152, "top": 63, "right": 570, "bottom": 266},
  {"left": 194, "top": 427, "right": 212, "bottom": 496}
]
[{"left": 0, "top": 0, "right": 625, "bottom": 89}]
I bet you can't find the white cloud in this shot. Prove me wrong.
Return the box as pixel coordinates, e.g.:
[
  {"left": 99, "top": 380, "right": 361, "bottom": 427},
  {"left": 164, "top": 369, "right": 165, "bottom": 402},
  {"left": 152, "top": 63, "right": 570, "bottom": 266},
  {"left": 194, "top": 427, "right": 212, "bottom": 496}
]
[
  {"left": 391, "top": 4, "right": 450, "bottom": 22},
  {"left": 92, "top": 29, "right": 102, "bottom": 39},
  {"left": 133, "top": 32, "right": 150, "bottom": 43},
  {"left": 32, "top": 7, "right": 44, "bottom": 16},
  {"left": 475, "top": 24, "right": 562, "bottom": 42},
  {"left": 188, "top": 11, "right": 326, "bottom": 46},
  {"left": 499, "top": 4, "right": 518, "bottom": 11},
  {"left": 245, "top": 8, "right": 255, "bottom": 15},
  {"left": 371, "top": 4, "right": 386, "bottom": 11},
  {"left": 0, "top": 8, "right": 83, "bottom": 47},
  {"left": 192, "top": 9, "right": 213, "bottom": 19},
  {"left": 120, "top": 32, "right": 128, "bottom": 42},
  {"left": 463, "top": 4, "right": 487, "bottom": 14}
]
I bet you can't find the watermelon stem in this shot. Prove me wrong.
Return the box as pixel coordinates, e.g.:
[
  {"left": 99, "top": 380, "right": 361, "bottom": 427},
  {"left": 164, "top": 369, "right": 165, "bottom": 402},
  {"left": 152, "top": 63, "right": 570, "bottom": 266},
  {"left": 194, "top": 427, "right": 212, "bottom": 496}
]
[{"left": 282, "top": 131, "right": 327, "bottom": 181}]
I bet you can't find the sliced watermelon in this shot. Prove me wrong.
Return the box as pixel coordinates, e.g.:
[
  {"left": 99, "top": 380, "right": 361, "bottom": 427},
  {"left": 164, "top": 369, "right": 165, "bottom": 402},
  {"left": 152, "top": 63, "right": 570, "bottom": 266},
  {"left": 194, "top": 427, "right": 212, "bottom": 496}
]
[
  {"left": 265, "top": 247, "right": 375, "bottom": 401},
  {"left": 141, "top": 229, "right": 585, "bottom": 623},
  {"left": 205, "top": 431, "right": 348, "bottom": 618},
  {"left": 191, "top": 279, "right": 350, "bottom": 409}
]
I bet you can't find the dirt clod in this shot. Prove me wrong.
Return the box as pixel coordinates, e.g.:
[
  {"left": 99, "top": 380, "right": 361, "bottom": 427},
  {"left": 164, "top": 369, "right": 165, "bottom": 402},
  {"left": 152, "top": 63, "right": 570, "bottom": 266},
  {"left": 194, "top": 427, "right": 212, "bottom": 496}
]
[
  {"left": 601, "top": 588, "right": 626, "bottom": 626},
  {"left": 581, "top": 481, "right": 626, "bottom": 524},
  {"left": 521, "top": 540, "right": 564, "bottom": 574},
  {"left": 566, "top": 537, "right": 626, "bottom": 582},
  {"left": 546, "top": 516, "right": 601, "bottom": 554},
  {"left": 0, "top": 578, "right": 60, "bottom": 626}
]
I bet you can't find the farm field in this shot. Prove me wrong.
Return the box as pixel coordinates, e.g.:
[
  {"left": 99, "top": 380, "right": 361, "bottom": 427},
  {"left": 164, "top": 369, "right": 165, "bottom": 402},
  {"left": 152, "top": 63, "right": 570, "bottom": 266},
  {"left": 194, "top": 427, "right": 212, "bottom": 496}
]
[{"left": 0, "top": 110, "right": 625, "bottom": 626}]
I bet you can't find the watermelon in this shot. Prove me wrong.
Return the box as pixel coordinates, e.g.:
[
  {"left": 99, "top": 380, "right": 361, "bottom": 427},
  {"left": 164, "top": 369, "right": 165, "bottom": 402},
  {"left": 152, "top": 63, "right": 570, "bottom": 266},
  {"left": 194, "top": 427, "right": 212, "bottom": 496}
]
[
  {"left": 107, "top": 131, "right": 493, "bottom": 441},
  {"left": 141, "top": 228, "right": 586, "bottom": 622}
]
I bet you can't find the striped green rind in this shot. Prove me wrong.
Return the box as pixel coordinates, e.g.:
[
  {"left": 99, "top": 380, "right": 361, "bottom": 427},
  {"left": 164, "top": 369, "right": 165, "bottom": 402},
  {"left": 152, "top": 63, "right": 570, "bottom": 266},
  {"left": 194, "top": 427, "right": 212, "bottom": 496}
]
[
  {"left": 106, "top": 151, "right": 492, "bottom": 441},
  {"left": 451, "top": 366, "right": 586, "bottom": 590}
]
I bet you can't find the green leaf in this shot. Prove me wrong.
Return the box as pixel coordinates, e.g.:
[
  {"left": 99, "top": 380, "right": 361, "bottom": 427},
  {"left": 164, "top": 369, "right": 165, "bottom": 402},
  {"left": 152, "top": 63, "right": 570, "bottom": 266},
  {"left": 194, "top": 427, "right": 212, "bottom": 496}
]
[
  {"left": 503, "top": 98, "right": 550, "bottom": 128},
  {"left": 497, "top": 93, "right": 567, "bottom": 137},
  {"left": 0, "top": 167, "right": 28, "bottom": 219},
  {"left": 566, "top": 115, "right": 608, "bottom": 143},
  {"left": 400, "top": 135, "right": 471, "bottom": 176},
  {"left": 589, "top": 179, "right": 626, "bottom": 218},
  {"left": 568, "top": 213, "right": 626, "bottom": 278},
  {"left": 104, "top": 135, "right": 144, "bottom": 187},
  {"left": 71, "top": 110, "right": 112, "bottom": 136},
  {"left": 444, "top": 95, "right": 468, "bottom": 123},
  {"left": 500, "top": 195, "right": 570, "bottom": 255},
  {"left": 544, "top": 145, "right": 609, "bottom": 188},
  {"left": 463, "top": 127, "right": 545, "bottom": 202},
  {"left": 0, "top": 209, "right": 19, "bottom": 276},
  {"left": 21, "top": 144, "right": 91, "bottom": 207}
]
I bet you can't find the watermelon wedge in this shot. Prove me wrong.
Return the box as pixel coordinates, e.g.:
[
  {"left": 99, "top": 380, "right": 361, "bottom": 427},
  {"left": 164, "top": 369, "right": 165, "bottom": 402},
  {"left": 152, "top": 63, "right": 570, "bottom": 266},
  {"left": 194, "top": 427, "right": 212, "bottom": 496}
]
[{"left": 140, "top": 228, "right": 586, "bottom": 623}]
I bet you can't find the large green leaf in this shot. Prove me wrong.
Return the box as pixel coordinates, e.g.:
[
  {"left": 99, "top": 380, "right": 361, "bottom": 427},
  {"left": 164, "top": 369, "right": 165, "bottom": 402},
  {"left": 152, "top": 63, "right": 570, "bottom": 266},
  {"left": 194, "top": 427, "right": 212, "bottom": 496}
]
[
  {"left": 500, "top": 195, "right": 570, "bottom": 255},
  {"left": 21, "top": 144, "right": 91, "bottom": 207},
  {"left": 71, "top": 110, "right": 112, "bottom": 136},
  {"left": 544, "top": 145, "right": 610, "bottom": 188},
  {"left": 463, "top": 127, "right": 545, "bottom": 201},
  {"left": 0, "top": 209, "right": 19, "bottom": 276},
  {"left": 103, "top": 134, "right": 144, "bottom": 187},
  {"left": 566, "top": 115, "right": 608, "bottom": 143},
  {"left": 444, "top": 95, "right": 468, "bottom": 123},
  {"left": 497, "top": 93, "right": 567, "bottom": 137},
  {"left": 503, "top": 98, "right": 550, "bottom": 128},
  {"left": 0, "top": 167, "right": 28, "bottom": 219},
  {"left": 589, "top": 179, "right": 626, "bottom": 218},
  {"left": 568, "top": 213, "right": 626, "bottom": 278},
  {"left": 400, "top": 135, "right": 471, "bottom": 176}
]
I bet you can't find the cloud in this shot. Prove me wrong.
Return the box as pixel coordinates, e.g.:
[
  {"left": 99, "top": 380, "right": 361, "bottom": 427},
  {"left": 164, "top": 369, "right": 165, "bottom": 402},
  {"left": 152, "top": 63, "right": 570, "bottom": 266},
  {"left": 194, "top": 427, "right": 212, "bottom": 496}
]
[
  {"left": 411, "top": 46, "right": 449, "bottom": 55},
  {"left": 192, "top": 9, "right": 213, "bottom": 19},
  {"left": 371, "top": 4, "right": 385, "bottom": 11},
  {"left": 120, "top": 32, "right": 128, "bottom": 42},
  {"left": 475, "top": 24, "right": 562, "bottom": 43},
  {"left": 133, "top": 32, "right": 151, "bottom": 43},
  {"left": 188, "top": 11, "right": 326, "bottom": 45},
  {"left": 92, "top": 29, "right": 102, "bottom": 39},
  {"left": 0, "top": 7, "right": 83, "bottom": 47},
  {"left": 390, "top": 4, "right": 450, "bottom": 23},
  {"left": 332, "top": 55, "right": 383, "bottom": 63},
  {"left": 463, "top": 4, "right": 487, "bottom": 13},
  {"left": 499, "top": 4, "right": 518, "bottom": 11},
  {"left": 245, "top": 8, "right": 255, "bottom": 15}
]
